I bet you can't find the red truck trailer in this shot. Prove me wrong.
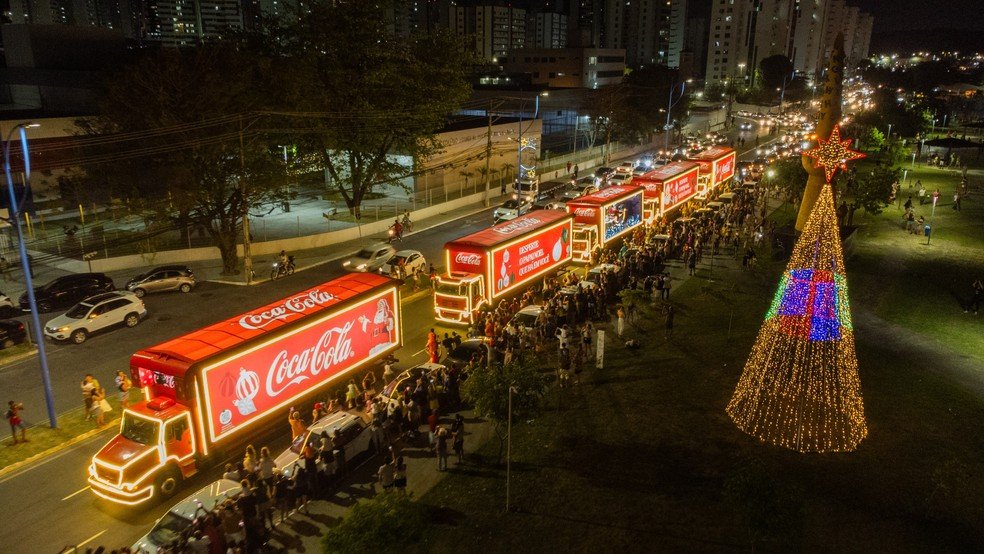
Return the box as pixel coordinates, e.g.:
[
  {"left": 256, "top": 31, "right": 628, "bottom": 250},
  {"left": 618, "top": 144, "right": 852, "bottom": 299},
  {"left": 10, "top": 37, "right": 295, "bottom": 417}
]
[
  {"left": 434, "top": 210, "right": 573, "bottom": 324},
  {"left": 565, "top": 185, "right": 644, "bottom": 263},
  {"left": 634, "top": 161, "right": 700, "bottom": 221},
  {"left": 88, "top": 273, "right": 402, "bottom": 505},
  {"left": 687, "top": 146, "right": 736, "bottom": 199}
]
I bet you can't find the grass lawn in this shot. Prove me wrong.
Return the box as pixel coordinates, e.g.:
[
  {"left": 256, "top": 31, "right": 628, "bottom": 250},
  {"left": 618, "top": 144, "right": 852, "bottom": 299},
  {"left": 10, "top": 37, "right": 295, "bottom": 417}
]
[
  {"left": 0, "top": 397, "right": 122, "bottom": 471},
  {"left": 0, "top": 343, "right": 37, "bottom": 365},
  {"left": 411, "top": 226, "right": 984, "bottom": 550}
]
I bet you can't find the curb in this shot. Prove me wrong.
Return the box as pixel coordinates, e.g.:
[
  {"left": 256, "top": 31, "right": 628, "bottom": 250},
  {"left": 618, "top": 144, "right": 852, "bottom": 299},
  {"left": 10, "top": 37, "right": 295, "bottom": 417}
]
[
  {"left": 206, "top": 202, "right": 497, "bottom": 287},
  {"left": 0, "top": 346, "right": 39, "bottom": 368},
  {"left": 0, "top": 417, "right": 118, "bottom": 479}
]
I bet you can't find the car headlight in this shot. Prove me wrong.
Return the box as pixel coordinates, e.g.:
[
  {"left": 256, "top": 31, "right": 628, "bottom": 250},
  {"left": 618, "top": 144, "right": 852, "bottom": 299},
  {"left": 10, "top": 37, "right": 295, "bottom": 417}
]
[
  {"left": 343, "top": 261, "right": 351, "bottom": 266},
  {"left": 58, "top": 326, "right": 70, "bottom": 332},
  {"left": 357, "top": 264, "right": 367, "bottom": 270}
]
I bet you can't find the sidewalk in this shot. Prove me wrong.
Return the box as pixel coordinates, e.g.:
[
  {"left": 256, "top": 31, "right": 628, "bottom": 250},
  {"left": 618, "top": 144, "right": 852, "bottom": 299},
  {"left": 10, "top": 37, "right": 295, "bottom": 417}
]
[{"left": 267, "top": 409, "right": 493, "bottom": 551}]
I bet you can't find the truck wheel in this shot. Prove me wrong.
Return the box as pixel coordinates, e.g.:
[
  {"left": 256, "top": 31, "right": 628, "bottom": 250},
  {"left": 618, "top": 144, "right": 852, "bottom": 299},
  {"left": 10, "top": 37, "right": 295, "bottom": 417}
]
[{"left": 155, "top": 467, "right": 181, "bottom": 499}]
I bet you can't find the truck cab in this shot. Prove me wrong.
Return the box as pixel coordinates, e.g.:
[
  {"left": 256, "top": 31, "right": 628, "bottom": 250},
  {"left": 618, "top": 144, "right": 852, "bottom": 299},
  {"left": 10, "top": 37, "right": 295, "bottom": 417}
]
[
  {"left": 89, "top": 397, "right": 198, "bottom": 504},
  {"left": 571, "top": 224, "right": 598, "bottom": 263},
  {"left": 434, "top": 272, "right": 487, "bottom": 324},
  {"left": 513, "top": 178, "right": 540, "bottom": 202}
]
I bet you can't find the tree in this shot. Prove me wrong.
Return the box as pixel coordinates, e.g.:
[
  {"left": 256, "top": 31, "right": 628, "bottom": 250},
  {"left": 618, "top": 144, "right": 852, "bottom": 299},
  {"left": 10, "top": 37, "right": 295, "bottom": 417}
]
[
  {"left": 584, "top": 85, "right": 631, "bottom": 164},
  {"left": 851, "top": 164, "right": 901, "bottom": 215},
  {"left": 863, "top": 128, "right": 886, "bottom": 152},
  {"left": 321, "top": 490, "right": 427, "bottom": 553},
  {"left": 265, "top": 2, "right": 474, "bottom": 218},
  {"left": 80, "top": 45, "right": 283, "bottom": 274},
  {"left": 759, "top": 55, "right": 794, "bottom": 94},
  {"left": 461, "top": 357, "right": 548, "bottom": 463},
  {"left": 762, "top": 158, "right": 809, "bottom": 205}
]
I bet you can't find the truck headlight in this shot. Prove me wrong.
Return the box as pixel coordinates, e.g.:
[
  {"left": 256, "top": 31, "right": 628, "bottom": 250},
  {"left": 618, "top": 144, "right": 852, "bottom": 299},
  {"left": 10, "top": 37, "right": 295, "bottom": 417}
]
[
  {"left": 357, "top": 264, "right": 367, "bottom": 270},
  {"left": 342, "top": 261, "right": 351, "bottom": 267}
]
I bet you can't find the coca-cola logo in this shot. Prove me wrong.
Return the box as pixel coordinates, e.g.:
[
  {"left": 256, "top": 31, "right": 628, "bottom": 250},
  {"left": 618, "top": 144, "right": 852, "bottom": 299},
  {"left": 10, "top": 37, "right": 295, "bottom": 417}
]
[
  {"left": 239, "top": 290, "right": 337, "bottom": 330},
  {"left": 574, "top": 208, "right": 596, "bottom": 218},
  {"left": 592, "top": 186, "right": 630, "bottom": 199},
  {"left": 493, "top": 217, "right": 542, "bottom": 235},
  {"left": 266, "top": 321, "right": 356, "bottom": 397},
  {"left": 455, "top": 252, "right": 482, "bottom": 266}
]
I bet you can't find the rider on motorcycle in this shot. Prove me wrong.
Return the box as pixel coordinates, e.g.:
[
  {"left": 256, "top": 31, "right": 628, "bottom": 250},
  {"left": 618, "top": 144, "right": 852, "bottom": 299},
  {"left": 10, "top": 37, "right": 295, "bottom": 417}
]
[
  {"left": 279, "top": 250, "right": 289, "bottom": 266},
  {"left": 391, "top": 219, "right": 403, "bottom": 242}
]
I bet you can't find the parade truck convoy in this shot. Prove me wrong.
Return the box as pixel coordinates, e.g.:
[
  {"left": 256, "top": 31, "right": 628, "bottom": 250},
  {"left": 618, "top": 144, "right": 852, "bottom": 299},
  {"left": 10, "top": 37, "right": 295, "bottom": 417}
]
[
  {"left": 633, "top": 161, "right": 700, "bottom": 222},
  {"left": 88, "top": 273, "right": 402, "bottom": 505},
  {"left": 434, "top": 210, "right": 574, "bottom": 324},
  {"left": 687, "top": 146, "right": 736, "bottom": 199},
  {"left": 565, "top": 185, "right": 645, "bottom": 263}
]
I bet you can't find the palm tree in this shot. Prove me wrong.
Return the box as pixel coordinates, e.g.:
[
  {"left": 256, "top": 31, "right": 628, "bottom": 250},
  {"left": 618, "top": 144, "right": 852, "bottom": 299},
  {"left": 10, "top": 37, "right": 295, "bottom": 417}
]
[
  {"left": 459, "top": 170, "right": 474, "bottom": 192},
  {"left": 477, "top": 167, "right": 491, "bottom": 204},
  {"left": 498, "top": 163, "right": 516, "bottom": 192}
]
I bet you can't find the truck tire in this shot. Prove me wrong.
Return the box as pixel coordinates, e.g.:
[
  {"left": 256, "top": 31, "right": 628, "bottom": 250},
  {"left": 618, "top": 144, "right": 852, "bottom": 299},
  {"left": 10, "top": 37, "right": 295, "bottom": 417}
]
[{"left": 155, "top": 466, "right": 181, "bottom": 499}]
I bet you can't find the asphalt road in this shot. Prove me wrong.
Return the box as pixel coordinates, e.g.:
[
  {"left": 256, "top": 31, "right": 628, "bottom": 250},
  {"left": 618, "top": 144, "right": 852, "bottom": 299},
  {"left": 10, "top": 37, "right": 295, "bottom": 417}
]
[{"left": 0, "top": 133, "right": 779, "bottom": 551}]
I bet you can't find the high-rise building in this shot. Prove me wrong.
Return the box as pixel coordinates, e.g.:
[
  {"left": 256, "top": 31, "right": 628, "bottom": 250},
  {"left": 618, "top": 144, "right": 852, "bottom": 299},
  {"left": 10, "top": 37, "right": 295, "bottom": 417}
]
[
  {"left": 449, "top": 4, "right": 526, "bottom": 63},
  {"left": 704, "top": 0, "right": 803, "bottom": 85},
  {"left": 821, "top": 0, "right": 872, "bottom": 67},
  {"left": 529, "top": 11, "right": 567, "bottom": 49},
  {"left": 600, "top": 0, "right": 670, "bottom": 68},
  {"left": 668, "top": 0, "right": 711, "bottom": 78},
  {"left": 564, "top": 0, "right": 601, "bottom": 48},
  {"left": 850, "top": 12, "right": 873, "bottom": 63},
  {"left": 790, "top": 0, "right": 830, "bottom": 82}
]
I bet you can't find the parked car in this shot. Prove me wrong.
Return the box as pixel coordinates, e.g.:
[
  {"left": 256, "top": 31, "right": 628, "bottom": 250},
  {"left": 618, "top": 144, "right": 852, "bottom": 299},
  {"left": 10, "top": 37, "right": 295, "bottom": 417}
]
[
  {"left": 493, "top": 199, "right": 531, "bottom": 223},
  {"left": 43, "top": 291, "right": 147, "bottom": 344},
  {"left": 377, "top": 362, "right": 446, "bottom": 411},
  {"left": 0, "top": 293, "right": 18, "bottom": 318},
  {"left": 510, "top": 304, "right": 543, "bottom": 333},
  {"left": 0, "top": 320, "right": 27, "bottom": 349},
  {"left": 131, "top": 479, "right": 243, "bottom": 554},
  {"left": 125, "top": 265, "right": 196, "bottom": 298},
  {"left": 380, "top": 250, "right": 427, "bottom": 277},
  {"left": 274, "top": 411, "right": 372, "bottom": 479},
  {"left": 443, "top": 337, "right": 492, "bottom": 368},
  {"left": 342, "top": 243, "right": 397, "bottom": 273},
  {"left": 20, "top": 273, "right": 115, "bottom": 313}
]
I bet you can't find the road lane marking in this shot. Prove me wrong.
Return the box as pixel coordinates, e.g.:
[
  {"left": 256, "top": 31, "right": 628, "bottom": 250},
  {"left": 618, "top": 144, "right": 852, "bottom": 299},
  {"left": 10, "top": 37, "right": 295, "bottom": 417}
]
[
  {"left": 62, "top": 486, "right": 90, "bottom": 501},
  {"left": 77, "top": 529, "right": 107, "bottom": 548}
]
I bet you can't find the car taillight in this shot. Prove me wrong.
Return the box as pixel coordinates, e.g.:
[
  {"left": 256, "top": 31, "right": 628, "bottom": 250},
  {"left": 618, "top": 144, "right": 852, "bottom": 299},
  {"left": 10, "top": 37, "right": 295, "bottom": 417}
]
[{"left": 17, "top": 323, "right": 24, "bottom": 331}]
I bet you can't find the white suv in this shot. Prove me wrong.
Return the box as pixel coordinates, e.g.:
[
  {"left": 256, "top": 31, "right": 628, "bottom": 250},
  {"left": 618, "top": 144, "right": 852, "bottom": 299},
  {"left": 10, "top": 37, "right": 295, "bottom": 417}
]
[{"left": 44, "top": 291, "right": 147, "bottom": 344}]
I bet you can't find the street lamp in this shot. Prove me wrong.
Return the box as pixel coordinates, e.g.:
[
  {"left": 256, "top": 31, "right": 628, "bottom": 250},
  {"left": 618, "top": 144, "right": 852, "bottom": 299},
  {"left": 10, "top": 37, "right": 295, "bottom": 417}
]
[
  {"left": 3, "top": 122, "right": 57, "bottom": 428},
  {"left": 516, "top": 92, "right": 547, "bottom": 184},
  {"left": 664, "top": 82, "right": 687, "bottom": 152}
]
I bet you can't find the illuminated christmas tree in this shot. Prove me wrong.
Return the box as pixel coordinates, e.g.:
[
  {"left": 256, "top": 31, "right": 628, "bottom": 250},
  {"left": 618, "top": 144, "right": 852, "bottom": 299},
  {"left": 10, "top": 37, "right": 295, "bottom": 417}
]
[{"left": 727, "top": 125, "right": 867, "bottom": 453}]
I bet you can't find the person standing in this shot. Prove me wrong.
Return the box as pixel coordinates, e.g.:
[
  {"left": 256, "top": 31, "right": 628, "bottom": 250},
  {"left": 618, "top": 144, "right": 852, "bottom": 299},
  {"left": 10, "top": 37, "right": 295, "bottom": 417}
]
[
  {"left": 435, "top": 426, "right": 450, "bottom": 471},
  {"left": 114, "top": 370, "right": 132, "bottom": 410},
  {"left": 393, "top": 456, "right": 408, "bottom": 491},
  {"left": 6, "top": 400, "right": 26, "bottom": 444},
  {"left": 90, "top": 386, "right": 107, "bottom": 427},
  {"left": 377, "top": 458, "right": 395, "bottom": 491},
  {"left": 566, "top": 161, "right": 572, "bottom": 175},
  {"left": 288, "top": 409, "right": 307, "bottom": 439},
  {"left": 81, "top": 374, "right": 99, "bottom": 420},
  {"left": 573, "top": 164, "right": 579, "bottom": 179},
  {"left": 952, "top": 191, "right": 961, "bottom": 211},
  {"left": 616, "top": 306, "right": 625, "bottom": 337},
  {"left": 663, "top": 305, "right": 675, "bottom": 339},
  {"left": 427, "top": 328, "right": 440, "bottom": 363}
]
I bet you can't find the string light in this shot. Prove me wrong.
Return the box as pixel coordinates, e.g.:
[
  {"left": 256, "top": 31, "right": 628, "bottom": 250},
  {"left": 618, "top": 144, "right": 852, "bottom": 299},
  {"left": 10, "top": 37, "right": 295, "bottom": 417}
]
[
  {"left": 802, "top": 124, "right": 865, "bottom": 183},
  {"left": 727, "top": 184, "right": 867, "bottom": 453}
]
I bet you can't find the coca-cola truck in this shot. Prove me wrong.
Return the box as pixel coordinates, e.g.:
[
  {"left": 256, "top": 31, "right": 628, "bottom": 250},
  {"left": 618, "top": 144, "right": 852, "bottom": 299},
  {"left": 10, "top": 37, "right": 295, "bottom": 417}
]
[
  {"left": 88, "top": 273, "right": 402, "bottom": 505},
  {"left": 687, "top": 145, "right": 736, "bottom": 199},
  {"left": 434, "top": 210, "right": 573, "bottom": 324},
  {"left": 565, "top": 185, "right": 644, "bottom": 263},
  {"left": 634, "top": 161, "right": 700, "bottom": 221}
]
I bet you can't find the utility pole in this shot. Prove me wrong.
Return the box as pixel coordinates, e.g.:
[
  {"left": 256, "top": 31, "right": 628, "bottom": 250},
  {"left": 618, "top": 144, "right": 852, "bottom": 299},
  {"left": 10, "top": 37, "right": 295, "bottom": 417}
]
[
  {"left": 484, "top": 99, "right": 493, "bottom": 206},
  {"left": 239, "top": 116, "right": 253, "bottom": 285}
]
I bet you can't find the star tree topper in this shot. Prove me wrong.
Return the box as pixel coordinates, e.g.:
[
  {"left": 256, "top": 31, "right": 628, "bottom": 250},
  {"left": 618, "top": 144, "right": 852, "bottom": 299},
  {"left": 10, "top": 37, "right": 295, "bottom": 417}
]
[{"left": 803, "top": 124, "right": 865, "bottom": 183}]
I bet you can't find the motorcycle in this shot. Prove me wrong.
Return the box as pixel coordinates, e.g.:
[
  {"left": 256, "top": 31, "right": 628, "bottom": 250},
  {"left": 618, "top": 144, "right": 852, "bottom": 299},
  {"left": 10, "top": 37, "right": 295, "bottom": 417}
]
[
  {"left": 271, "top": 256, "right": 296, "bottom": 280},
  {"left": 387, "top": 225, "right": 403, "bottom": 244}
]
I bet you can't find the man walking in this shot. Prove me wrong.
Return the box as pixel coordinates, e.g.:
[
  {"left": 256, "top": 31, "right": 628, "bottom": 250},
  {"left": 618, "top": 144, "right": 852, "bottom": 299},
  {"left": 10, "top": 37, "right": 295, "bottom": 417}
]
[{"left": 6, "top": 400, "right": 26, "bottom": 444}]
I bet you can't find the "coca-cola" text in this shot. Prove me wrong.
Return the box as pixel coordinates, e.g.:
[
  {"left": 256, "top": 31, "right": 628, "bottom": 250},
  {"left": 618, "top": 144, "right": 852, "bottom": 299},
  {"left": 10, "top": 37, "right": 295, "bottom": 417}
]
[
  {"left": 239, "top": 290, "right": 337, "bottom": 330},
  {"left": 454, "top": 252, "right": 482, "bottom": 266},
  {"left": 265, "top": 321, "right": 356, "bottom": 397}
]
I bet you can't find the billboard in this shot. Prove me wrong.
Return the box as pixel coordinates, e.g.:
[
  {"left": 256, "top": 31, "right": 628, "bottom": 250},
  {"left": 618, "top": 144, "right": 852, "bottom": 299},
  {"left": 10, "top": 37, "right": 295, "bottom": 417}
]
[
  {"left": 490, "top": 218, "right": 572, "bottom": 297},
  {"left": 200, "top": 288, "right": 400, "bottom": 443},
  {"left": 662, "top": 169, "right": 699, "bottom": 212},
  {"left": 602, "top": 192, "right": 643, "bottom": 242}
]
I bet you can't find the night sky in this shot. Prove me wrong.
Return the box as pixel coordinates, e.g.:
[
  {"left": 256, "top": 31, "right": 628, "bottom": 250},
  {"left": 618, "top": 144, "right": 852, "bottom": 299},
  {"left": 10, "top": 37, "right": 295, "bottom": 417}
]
[{"left": 851, "top": 0, "right": 984, "bottom": 32}]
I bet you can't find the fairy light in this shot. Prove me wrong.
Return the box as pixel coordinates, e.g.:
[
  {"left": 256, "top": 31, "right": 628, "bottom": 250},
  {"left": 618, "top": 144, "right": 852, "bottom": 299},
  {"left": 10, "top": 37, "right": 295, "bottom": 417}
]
[
  {"left": 802, "top": 124, "right": 865, "bottom": 183},
  {"left": 727, "top": 183, "right": 867, "bottom": 453}
]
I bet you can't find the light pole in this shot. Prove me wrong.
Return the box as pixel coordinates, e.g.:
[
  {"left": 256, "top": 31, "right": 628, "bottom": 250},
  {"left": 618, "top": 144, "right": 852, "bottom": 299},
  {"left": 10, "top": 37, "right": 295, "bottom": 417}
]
[
  {"left": 505, "top": 385, "right": 517, "bottom": 512},
  {"left": 3, "top": 122, "right": 57, "bottom": 428},
  {"left": 664, "top": 82, "right": 686, "bottom": 152},
  {"left": 516, "top": 93, "right": 545, "bottom": 185},
  {"left": 886, "top": 123, "right": 892, "bottom": 143}
]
